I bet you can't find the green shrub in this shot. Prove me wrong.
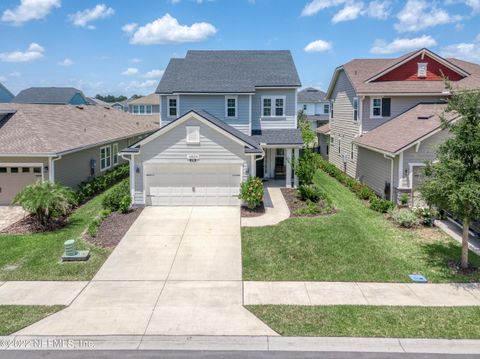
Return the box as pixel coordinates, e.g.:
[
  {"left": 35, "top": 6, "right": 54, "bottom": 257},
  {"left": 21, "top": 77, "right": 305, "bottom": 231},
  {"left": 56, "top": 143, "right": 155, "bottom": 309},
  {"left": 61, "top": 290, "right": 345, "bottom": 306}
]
[
  {"left": 76, "top": 163, "right": 129, "bottom": 203},
  {"left": 102, "top": 179, "right": 130, "bottom": 212},
  {"left": 294, "top": 199, "right": 321, "bottom": 216},
  {"left": 389, "top": 208, "right": 420, "bottom": 228},
  {"left": 399, "top": 193, "right": 410, "bottom": 206},
  {"left": 358, "top": 187, "right": 376, "bottom": 200},
  {"left": 298, "top": 184, "right": 323, "bottom": 202},
  {"left": 369, "top": 197, "right": 395, "bottom": 213},
  {"left": 294, "top": 149, "right": 317, "bottom": 185},
  {"left": 87, "top": 209, "right": 111, "bottom": 237},
  {"left": 12, "top": 181, "right": 76, "bottom": 227},
  {"left": 239, "top": 176, "right": 264, "bottom": 209},
  {"left": 413, "top": 207, "right": 437, "bottom": 226}
]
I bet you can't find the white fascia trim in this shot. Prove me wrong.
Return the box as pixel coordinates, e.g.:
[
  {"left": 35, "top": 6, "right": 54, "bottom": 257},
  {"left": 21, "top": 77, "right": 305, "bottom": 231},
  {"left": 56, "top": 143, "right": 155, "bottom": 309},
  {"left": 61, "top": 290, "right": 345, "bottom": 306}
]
[
  {"left": 325, "top": 67, "right": 342, "bottom": 100},
  {"left": 131, "top": 112, "right": 258, "bottom": 150},
  {"left": 261, "top": 144, "right": 303, "bottom": 149},
  {"left": 355, "top": 142, "right": 394, "bottom": 157},
  {"left": 358, "top": 92, "right": 450, "bottom": 97}
]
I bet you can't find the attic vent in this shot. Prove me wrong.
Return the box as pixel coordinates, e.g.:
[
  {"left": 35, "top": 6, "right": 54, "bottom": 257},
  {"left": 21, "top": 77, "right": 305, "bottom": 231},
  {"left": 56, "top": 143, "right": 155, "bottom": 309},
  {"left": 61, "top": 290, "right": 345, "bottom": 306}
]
[
  {"left": 76, "top": 106, "right": 84, "bottom": 110},
  {"left": 417, "top": 63, "right": 427, "bottom": 78},
  {"left": 417, "top": 115, "right": 433, "bottom": 120}
]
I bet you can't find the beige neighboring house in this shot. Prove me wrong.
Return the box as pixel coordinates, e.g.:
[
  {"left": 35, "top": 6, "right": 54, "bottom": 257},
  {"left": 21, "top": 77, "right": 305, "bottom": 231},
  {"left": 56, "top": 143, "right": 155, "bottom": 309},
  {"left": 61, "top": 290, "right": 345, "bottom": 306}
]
[
  {"left": 128, "top": 93, "right": 160, "bottom": 116},
  {"left": 323, "top": 48, "right": 480, "bottom": 204},
  {"left": 0, "top": 104, "right": 157, "bottom": 205}
]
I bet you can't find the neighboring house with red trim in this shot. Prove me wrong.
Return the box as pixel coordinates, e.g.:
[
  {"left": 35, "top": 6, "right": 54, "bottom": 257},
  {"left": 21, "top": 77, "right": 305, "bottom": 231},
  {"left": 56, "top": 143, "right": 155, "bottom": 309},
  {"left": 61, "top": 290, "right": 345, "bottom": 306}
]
[{"left": 324, "top": 48, "right": 480, "bottom": 204}]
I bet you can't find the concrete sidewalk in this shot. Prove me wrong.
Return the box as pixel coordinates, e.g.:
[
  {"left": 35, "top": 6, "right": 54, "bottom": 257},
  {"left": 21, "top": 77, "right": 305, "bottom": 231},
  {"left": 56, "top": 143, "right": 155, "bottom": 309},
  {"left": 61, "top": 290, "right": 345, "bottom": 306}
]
[
  {"left": 241, "top": 184, "right": 290, "bottom": 227},
  {"left": 244, "top": 281, "right": 480, "bottom": 306},
  {"left": 1, "top": 335, "right": 480, "bottom": 354}
]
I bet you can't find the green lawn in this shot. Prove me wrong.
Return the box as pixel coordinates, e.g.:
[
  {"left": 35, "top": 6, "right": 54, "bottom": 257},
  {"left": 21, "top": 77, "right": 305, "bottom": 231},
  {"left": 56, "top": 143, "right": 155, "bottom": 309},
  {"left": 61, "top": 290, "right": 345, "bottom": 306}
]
[
  {"left": 0, "top": 185, "right": 120, "bottom": 281},
  {"left": 247, "top": 305, "right": 480, "bottom": 339},
  {"left": 242, "top": 170, "right": 480, "bottom": 282},
  {"left": 0, "top": 305, "right": 64, "bottom": 335}
]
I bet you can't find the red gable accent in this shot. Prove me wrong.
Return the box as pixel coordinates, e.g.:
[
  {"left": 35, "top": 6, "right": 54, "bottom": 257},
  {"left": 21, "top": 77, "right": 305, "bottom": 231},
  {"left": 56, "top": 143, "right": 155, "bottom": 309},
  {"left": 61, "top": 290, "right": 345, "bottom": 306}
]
[{"left": 374, "top": 54, "right": 465, "bottom": 82}]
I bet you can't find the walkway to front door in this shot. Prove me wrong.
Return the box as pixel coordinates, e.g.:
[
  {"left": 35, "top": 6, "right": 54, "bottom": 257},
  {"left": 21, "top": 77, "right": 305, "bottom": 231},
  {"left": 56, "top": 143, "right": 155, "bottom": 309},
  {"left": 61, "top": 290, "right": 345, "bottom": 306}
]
[{"left": 18, "top": 207, "right": 276, "bottom": 336}]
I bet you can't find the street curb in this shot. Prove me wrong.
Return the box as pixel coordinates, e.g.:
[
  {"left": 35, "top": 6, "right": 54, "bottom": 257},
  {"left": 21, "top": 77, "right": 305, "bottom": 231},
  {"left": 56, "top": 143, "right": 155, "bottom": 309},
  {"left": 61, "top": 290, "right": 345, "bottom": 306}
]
[{"left": 1, "top": 335, "right": 480, "bottom": 354}]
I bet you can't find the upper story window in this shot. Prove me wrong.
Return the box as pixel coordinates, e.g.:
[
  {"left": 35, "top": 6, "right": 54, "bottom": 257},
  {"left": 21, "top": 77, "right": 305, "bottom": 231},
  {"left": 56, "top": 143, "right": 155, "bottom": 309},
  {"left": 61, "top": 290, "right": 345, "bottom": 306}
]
[
  {"left": 167, "top": 96, "right": 178, "bottom": 117},
  {"left": 370, "top": 98, "right": 391, "bottom": 118},
  {"left": 323, "top": 103, "right": 330, "bottom": 115},
  {"left": 100, "top": 145, "right": 111, "bottom": 171},
  {"left": 417, "top": 63, "right": 428, "bottom": 78},
  {"left": 225, "top": 96, "right": 237, "bottom": 118},
  {"left": 186, "top": 126, "right": 200, "bottom": 144},
  {"left": 131, "top": 105, "right": 152, "bottom": 115},
  {"left": 262, "top": 96, "right": 286, "bottom": 117},
  {"left": 353, "top": 97, "right": 359, "bottom": 122}
]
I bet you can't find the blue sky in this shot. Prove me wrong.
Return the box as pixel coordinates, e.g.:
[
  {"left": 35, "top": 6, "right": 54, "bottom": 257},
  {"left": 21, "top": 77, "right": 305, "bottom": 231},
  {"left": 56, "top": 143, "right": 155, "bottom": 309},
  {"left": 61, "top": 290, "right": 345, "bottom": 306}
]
[{"left": 0, "top": 0, "right": 479, "bottom": 96}]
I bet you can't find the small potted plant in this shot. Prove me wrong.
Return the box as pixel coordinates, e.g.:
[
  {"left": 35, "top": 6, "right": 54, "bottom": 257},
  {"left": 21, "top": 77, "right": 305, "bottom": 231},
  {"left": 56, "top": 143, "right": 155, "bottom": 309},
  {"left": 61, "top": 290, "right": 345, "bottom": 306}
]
[{"left": 399, "top": 193, "right": 410, "bottom": 208}]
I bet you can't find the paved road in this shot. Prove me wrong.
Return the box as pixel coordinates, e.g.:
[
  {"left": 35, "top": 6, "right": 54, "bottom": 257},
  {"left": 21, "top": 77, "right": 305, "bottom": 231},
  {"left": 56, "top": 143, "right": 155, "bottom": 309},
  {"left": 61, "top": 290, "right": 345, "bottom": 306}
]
[{"left": 0, "top": 351, "right": 478, "bottom": 359}]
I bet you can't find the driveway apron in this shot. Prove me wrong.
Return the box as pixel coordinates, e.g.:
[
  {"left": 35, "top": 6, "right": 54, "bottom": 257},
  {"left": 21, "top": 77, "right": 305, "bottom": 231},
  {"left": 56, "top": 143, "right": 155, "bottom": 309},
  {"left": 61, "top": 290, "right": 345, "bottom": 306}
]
[{"left": 18, "top": 206, "right": 276, "bottom": 336}]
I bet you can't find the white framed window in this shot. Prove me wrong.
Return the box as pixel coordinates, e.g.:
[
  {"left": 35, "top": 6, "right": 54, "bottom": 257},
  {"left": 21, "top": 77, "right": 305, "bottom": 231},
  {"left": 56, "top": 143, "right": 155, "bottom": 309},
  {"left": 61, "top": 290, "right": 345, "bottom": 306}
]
[
  {"left": 100, "top": 145, "right": 112, "bottom": 171},
  {"left": 225, "top": 96, "right": 237, "bottom": 118},
  {"left": 371, "top": 98, "right": 382, "bottom": 117},
  {"left": 323, "top": 103, "right": 330, "bottom": 115},
  {"left": 167, "top": 96, "right": 178, "bottom": 118},
  {"left": 186, "top": 126, "right": 200, "bottom": 144},
  {"left": 353, "top": 97, "right": 359, "bottom": 122},
  {"left": 112, "top": 143, "right": 119, "bottom": 165},
  {"left": 139, "top": 105, "right": 145, "bottom": 115},
  {"left": 262, "top": 96, "right": 286, "bottom": 117},
  {"left": 330, "top": 100, "right": 334, "bottom": 119},
  {"left": 417, "top": 63, "right": 427, "bottom": 78}
]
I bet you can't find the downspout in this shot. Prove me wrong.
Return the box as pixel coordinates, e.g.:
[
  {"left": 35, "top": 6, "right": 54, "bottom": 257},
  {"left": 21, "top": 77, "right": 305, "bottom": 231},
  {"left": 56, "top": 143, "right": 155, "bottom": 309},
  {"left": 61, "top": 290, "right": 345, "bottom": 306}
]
[
  {"left": 48, "top": 155, "right": 62, "bottom": 182},
  {"left": 384, "top": 154, "right": 394, "bottom": 202}
]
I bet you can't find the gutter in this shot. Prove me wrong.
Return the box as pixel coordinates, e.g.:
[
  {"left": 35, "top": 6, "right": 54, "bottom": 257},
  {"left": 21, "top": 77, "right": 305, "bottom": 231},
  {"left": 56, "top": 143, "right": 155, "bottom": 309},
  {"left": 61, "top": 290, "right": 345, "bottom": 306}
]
[{"left": 48, "top": 155, "right": 62, "bottom": 182}]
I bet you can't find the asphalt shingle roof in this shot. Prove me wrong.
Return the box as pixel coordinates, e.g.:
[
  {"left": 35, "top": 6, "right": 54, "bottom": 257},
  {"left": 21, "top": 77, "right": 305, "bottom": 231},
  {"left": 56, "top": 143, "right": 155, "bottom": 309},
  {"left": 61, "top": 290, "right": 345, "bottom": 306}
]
[
  {"left": 251, "top": 129, "right": 303, "bottom": 145},
  {"left": 156, "top": 50, "right": 301, "bottom": 94},
  {"left": 298, "top": 87, "right": 326, "bottom": 102},
  {"left": 128, "top": 93, "right": 159, "bottom": 105},
  {"left": 353, "top": 103, "right": 457, "bottom": 154},
  {"left": 13, "top": 87, "right": 87, "bottom": 104},
  {"left": 0, "top": 103, "right": 158, "bottom": 155}
]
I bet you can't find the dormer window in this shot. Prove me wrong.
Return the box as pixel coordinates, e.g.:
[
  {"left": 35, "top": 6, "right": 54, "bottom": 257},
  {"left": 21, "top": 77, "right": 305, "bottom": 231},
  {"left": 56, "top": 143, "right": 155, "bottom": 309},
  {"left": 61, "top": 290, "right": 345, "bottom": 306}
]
[{"left": 417, "top": 63, "right": 427, "bottom": 78}]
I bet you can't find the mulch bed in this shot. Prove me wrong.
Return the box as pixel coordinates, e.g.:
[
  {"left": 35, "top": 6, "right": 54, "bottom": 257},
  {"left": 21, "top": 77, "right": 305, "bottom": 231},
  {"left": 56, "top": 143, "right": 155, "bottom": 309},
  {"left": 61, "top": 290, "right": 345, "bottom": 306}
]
[
  {"left": 281, "top": 188, "right": 335, "bottom": 218},
  {"left": 448, "top": 260, "right": 478, "bottom": 276},
  {"left": 85, "top": 208, "right": 143, "bottom": 248},
  {"left": 241, "top": 202, "right": 266, "bottom": 217},
  {"left": 0, "top": 215, "right": 68, "bottom": 235}
]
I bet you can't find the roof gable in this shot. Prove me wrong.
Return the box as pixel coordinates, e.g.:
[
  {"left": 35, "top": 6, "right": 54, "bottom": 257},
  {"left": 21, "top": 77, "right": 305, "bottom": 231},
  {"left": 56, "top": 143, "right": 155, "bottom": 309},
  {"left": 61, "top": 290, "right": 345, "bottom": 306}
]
[
  {"left": 298, "top": 87, "right": 326, "bottom": 102},
  {"left": 13, "top": 87, "right": 88, "bottom": 105}
]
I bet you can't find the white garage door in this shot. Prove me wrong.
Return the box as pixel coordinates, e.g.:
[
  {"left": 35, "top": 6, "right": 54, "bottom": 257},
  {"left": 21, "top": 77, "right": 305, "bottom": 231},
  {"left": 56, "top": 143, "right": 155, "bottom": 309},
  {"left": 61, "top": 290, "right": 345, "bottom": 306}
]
[
  {"left": 0, "top": 166, "right": 42, "bottom": 205},
  {"left": 145, "top": 163, "right": 242, "bottom": 206}
]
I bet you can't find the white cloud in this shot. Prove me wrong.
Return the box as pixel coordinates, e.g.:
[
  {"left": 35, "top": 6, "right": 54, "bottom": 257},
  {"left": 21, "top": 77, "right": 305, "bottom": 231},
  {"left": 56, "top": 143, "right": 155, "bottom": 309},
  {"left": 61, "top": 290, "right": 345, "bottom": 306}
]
[
  {"left": 128, "top": 13, "right": 217, "bottom": 45},
  {"left": 441, "top": 34, "right": 480, "bottom": 62},
  {"left": 301, "top": 0, "right": 345, "bottom": 16},
  {"left": 0, "top": 76, "right": 7, "bottom": 82},
  {"left": 0, "top": 43, "right": 45, "bottom": 62},
  {"left": 121, "top": 79, "right": 158, "bottom": 92},
  {"left": 395, "top": 0, "right": 461, "bottom": 33},
  {"left": 68, "top": 4, "right": 114, "bottom": 29},
  {"left": 142, "top": 69, "right": 165, "bottom": 78},
  {"left": 370, "top": 35, "right": 437, "bottom": 54},
  {"left": 446, "top": 0, "right": 480, "bottom": 14},
  {"left": 58, "top": 58, "right": 74, "bottom": 66},
  {"left": 122, "top": 22, "right": 138, "bottom": 34},
  {"left": 1, "top": 0, "right": 60, "bottom": 26},
  {"left": 121, "top": 68, "right": 139, "bottom": 76},
  {"left": 304, "top": 39, "right": 332, "bottom": 52},
  {"left": 332, "top": 2, "right": 364, "bottom": 23},
  {"left": 366, "top": 0, "right": 391, "bottom": 19},
  {"left": 129, "top": 58, "right": 142, "bottom": 63}
]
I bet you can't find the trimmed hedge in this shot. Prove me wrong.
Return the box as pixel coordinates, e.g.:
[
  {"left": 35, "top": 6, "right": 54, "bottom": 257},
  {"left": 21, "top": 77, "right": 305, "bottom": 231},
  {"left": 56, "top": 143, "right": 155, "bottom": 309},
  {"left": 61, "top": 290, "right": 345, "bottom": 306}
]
[
  {"left": 316, "top": 156, "right": 394, "bottom": 213},
  {"left": 102, "top": 179, "right": 131, "bottom": 213},
  {"left": 76, "top": 163, "right": 129, "bottom": 203}
]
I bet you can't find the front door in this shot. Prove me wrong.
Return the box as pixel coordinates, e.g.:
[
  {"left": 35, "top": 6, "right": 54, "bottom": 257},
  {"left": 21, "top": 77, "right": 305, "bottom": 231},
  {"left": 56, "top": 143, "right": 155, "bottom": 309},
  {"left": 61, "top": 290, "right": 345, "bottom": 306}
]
[
  {"left": 255, "top": 158, "right": 264, "bottom": 179},
  {"left": 274, "top": 148, "right": 285, "bottom": 179}
]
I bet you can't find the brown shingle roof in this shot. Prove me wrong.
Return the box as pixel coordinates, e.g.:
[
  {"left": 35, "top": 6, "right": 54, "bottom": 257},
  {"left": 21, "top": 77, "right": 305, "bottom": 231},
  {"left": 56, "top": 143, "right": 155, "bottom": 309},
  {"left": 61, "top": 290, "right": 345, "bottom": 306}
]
[
  {"left": 128, "top": 93, "right": 159, "bottom": 105},
  {"left": 316, "top": 122, "right": 330, "bottom": 135},
  {"left": 0, "top": 103, "right": 158, "bottom": 155},
  {"left": 353, "top": 103, "right": 457, "bottom": 154}
]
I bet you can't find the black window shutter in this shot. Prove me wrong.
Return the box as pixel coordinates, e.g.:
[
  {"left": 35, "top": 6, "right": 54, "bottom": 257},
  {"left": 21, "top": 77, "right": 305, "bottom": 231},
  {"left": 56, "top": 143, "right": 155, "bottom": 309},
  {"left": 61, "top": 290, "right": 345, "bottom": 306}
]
[{"left": 381, "top": 98, "right": 391, "bottom": 117}]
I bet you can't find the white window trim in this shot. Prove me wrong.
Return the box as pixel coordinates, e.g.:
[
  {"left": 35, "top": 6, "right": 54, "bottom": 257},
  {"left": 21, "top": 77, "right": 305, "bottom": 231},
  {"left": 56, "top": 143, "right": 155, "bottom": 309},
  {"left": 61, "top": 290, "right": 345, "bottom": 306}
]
[
  {"left": 186, "top": 126, "right": 200, "bottom": 144},
  {"left": 112, "top": 143, "right": 119, "bottom": 165},
  {"left": 370, "top": 97, "right": 383, "bottom": 118},
  {"left": 261, "top": 95, "right": 286, "bottom": 118},
  {"left": 167, "top": 96, "right": 178, "bottom": 118},
  {"left": 100, "top": 145, "right": 112, "bottom": 172},
  {"left": 225, "top": 96, "right": 238, "bottom": 119},
  {"left": 353, "top": 97, "right": 359, "bottom": 122},
  {"left": 323, "top": 102, "right": 330, "bottom": 115}
]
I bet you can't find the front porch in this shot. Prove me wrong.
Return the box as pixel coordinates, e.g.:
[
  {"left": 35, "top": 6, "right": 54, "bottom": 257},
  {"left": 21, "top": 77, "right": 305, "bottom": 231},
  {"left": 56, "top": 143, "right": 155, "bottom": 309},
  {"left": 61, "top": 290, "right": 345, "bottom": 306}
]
[{"left": 250, "top": 147, "right": 299, "bottom": 188}]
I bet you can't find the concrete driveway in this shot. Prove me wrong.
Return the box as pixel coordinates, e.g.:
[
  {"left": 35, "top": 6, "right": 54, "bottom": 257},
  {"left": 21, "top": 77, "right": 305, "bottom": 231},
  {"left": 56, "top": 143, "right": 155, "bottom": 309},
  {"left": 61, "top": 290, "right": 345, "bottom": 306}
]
[
  {"left": 0, "top": 206, "right": 26, "bottom": 231},
  {"left": 18, "top": 206, "right": 276, "bottom": 336}
]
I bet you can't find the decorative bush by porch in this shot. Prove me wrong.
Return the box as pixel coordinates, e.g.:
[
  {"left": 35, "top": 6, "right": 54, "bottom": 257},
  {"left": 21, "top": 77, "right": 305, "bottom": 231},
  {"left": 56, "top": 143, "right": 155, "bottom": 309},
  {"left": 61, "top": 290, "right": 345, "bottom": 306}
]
[
  {"left": 239, "top": 176, "right": 264, "bottom": 209},
  {"left": 293, "top": 149, "right": 319, "bottom": 185},
  {"left": 12, "top": 182, "right": 76, "bottom": 227},
  {"left": 102, "top": 179, "right": 131, "bottom": 213},
  {"left": 76, "top": 163, "right": 129, "bottom": 203},
  {"left": 389, "top": 208, "right": 420, "bottom": 228}
]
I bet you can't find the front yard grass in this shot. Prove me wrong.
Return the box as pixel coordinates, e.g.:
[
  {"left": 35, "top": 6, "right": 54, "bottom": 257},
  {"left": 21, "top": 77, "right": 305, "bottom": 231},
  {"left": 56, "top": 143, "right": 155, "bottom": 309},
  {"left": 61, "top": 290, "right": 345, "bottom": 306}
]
[
  {"left": 242, "top": 170, "right": 480, "bottom": 282},
  {"left": 0, "top": 305, "right": 64, "bottom": 335},
  {"left": 0, "top": 184, "right": 124, "bottom": 281},
  {"left": 247, "top": 305, "right": 480, "bottom": 339}
]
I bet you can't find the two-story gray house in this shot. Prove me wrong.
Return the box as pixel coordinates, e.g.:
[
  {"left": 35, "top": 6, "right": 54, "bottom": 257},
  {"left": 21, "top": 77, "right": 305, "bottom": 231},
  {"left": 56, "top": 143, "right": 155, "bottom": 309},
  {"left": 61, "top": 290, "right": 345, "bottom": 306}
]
[
  {"left": 297, "top": 87, "right": 330, "bottom": 132},
  {"left": 324, "top": 48, "right": 480, "bottom": 204},
  {"left": 120, "top": 50, "right": 303, "bottom": 206}
]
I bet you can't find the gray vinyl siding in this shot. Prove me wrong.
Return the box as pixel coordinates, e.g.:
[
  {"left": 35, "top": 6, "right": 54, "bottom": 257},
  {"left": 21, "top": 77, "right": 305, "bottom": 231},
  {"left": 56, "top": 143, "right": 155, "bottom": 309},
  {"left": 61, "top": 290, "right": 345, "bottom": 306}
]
[
  {"left": 54, "top": 139, "right": 130, "bottom": 189},
  {"left": 328, "top": 70, "right": 360, "bottom": 178},
  {"left": 252, "top": 89, "right": 297, "bottom": 130},
  {"left": 362, "top": 96, "right": 445, "bottom": 132},
  {"left": 161, "top": 95, "right": 250, "bottom": 134},
  {"left": 133, "top": 117, "right": 250, "bottom": 205}
]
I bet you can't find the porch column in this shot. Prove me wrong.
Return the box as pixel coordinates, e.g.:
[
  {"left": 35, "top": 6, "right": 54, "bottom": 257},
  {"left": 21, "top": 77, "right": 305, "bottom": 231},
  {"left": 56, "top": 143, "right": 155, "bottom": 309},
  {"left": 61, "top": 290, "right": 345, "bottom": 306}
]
[
  {"left": 294, "top": 148, "right": 299, "bottom": 188},
  {"left": 250, "top": 155, "right": 256, "bottom": 177},
  {"left": 286, "top": 148, "right": 292, "bottom": 188}
]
